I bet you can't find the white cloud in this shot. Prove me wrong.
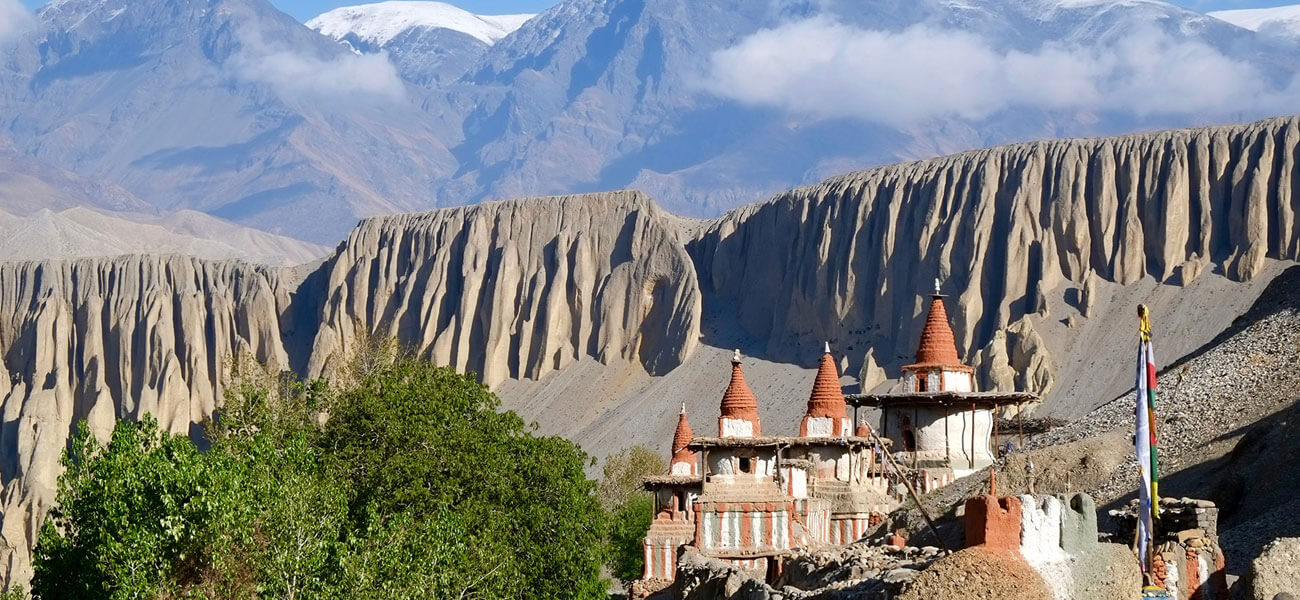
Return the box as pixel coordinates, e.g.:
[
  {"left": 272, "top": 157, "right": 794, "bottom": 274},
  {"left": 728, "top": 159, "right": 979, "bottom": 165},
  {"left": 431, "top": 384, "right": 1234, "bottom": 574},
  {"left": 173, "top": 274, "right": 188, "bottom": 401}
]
[
  {"left": 702, "top": 17, "right": 1296, "bottom": 125},
  {"left": 0, "top": 0, "right": 35, "bottom": 43},
  {"left": 229, "top": 30, "right": 406, "bottom": 104}
]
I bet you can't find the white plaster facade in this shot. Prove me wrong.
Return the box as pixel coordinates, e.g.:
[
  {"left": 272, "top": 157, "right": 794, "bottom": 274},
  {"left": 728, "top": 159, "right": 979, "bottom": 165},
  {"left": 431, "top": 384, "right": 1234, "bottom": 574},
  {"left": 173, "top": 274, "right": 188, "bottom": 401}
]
[
  {"left": 671, "top": 460, "right": 698, "bottom": 476},
  {"left": 706, "top": 451, "right": 775, "bottom": 482},
  {"left": 720, "top": 418, "right": 755, "bottom": 438},
  {"left": 880, "top": 404, "right": 996, "bottom": 476},
  {"left": 1019, "top": 495, "right": 1073, "bottom": 600},
  {"left": 902, "top": 368, "right": 974, "bottom": 393},
  {"left": 802, "top": 416, "right": 851, "bottom": 437},
  {"left": 780, "top": 466, "right": 809, "bottom": 498}
]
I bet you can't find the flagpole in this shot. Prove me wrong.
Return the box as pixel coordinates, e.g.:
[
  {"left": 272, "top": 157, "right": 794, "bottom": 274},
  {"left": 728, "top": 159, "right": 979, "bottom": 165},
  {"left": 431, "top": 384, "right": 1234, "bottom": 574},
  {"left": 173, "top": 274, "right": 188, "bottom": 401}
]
[{"left": 1136, "top": 304, "right": 1160, "bottom": 584}]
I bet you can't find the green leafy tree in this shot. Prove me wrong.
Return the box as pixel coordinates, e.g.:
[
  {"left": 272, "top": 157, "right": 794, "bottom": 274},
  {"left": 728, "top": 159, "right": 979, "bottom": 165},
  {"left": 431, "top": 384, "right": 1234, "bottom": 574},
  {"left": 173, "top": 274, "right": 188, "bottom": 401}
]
[
  {"left": 31, "top": 417, "right": 245, "bottom": 600},
  {"left": 322, "top": 359, "right": 609, "bottom": 599},
  {"left": 598, "top": 445, "right": 667, "bottom": 584},
  {"left": 598, "top": 445, "right": 666, "bottom": 510},
  {"left": 30, "top": 350, "right": 610, "bottom": 600},
  {"left": 608, "top": 495, "right": 656, "bottom": 583}
]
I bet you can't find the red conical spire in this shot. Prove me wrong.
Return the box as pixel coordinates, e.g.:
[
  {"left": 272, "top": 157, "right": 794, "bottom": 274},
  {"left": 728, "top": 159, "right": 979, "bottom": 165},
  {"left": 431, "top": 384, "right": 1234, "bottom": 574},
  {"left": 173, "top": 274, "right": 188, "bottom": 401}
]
[
  {"left": 719, "top": 350, "right": 760, "bottom": 436},
  {"left": 911, "top": 289, "right": 962, "bottom": 368},
  {"left": 671, "top": 403, "right": 695, "bottom": 464},
  {"left": 806, "top": 342, "right": 847, "bottom": 420}
]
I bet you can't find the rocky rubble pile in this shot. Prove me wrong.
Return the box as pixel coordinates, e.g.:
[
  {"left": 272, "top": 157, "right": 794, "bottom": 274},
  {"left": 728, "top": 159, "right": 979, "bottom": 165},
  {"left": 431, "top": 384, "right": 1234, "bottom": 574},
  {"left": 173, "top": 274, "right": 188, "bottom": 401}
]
[
  {"left": 1250, "top": 537, "right": 1300, "bottom": 600},
  {"left": 895, "top": 546, "right": 1051, "bottom": 600},
  {"left": 778, "top": 543, "right": 941, "bottom": 593},
  {"left": 674, "top": 544, "right": 941, "bottom": 600},
  {"left": 1026, "top": 267, "right": 1300, "bottom": 505}
]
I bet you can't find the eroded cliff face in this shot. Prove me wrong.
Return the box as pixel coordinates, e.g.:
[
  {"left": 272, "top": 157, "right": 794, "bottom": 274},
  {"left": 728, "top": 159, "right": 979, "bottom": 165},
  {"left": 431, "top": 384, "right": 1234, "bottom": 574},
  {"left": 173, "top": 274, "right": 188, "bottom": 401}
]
[
  {"left": 0, "top": 256, "right": 292, "bottom": 584},
  {"left": 0, "top": 191, "right": 703, "bottom": 585},
  {"left": 305, "top": 191, "right": 702, "bottom": 387},
  {"left": 690, "top": 115, "right": 1300, "bottom": 400},
  {"left": 1, "top": 117, "right": 1300, "bottom": 587}
]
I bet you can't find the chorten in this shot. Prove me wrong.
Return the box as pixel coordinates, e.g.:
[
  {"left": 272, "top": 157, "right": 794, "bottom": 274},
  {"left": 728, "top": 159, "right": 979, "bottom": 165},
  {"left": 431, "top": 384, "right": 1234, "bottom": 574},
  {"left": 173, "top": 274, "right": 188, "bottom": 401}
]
[
  {"left": 670, "top": 404, "right": 698, "bottom": 475},
  {"left": 800, "top": 343, "right": 850, "bottom": 437},
  {"left": 901, "top": 280, "right": 974, "bottom": 393},
  {"left": 718, "top": 350, "right": 760, "bottom": 437}
]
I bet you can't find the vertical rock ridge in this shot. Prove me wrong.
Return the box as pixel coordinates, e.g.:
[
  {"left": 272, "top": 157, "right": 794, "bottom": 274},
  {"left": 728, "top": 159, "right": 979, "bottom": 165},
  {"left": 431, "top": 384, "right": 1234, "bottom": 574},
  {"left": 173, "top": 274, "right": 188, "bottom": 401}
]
[
  {"left": 305, "top": 191, "right": 702, "bottom": 386},
  {"left": 0, "top": 255, "right": 291, "bottom": 585},
  {"left": 689, "top": 115, "right": 1300, "bottom": 385}
]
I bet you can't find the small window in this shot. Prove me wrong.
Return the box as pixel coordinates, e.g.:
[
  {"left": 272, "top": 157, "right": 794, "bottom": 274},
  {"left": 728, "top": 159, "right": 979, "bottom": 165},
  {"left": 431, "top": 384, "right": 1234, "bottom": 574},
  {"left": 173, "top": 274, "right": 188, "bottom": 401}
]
[{"left": 739, "top": 457, "right": 753, "bottom": 473}]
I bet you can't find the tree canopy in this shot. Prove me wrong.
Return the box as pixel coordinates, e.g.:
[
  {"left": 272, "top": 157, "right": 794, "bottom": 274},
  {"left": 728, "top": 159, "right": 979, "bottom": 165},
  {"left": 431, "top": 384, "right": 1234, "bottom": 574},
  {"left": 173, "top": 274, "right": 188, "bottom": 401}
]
[{"left": 30, "top": 355, "right": 609, "bottom": 600}]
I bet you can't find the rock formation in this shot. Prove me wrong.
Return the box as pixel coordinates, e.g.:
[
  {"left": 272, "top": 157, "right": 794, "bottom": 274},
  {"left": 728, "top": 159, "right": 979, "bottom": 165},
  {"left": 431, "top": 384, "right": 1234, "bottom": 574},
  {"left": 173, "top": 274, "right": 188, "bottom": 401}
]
[
  {"left": 0, "top": 256, "right": 292, "bottom": 584},
  {"left": 689, "top": 115, "right": 1300, "bottom": 416},
  {"left": 4, "top": 116, "right": 1300, "bottom": 587},
  {"left": 0, "top": 191, "right": 702, "bottom": 585},
  {"left": 304, "top": 191, "right": 702, "bottom": 387},
  {"left": 1251, "top": 538, "right": 1300, "bottom": 600}
]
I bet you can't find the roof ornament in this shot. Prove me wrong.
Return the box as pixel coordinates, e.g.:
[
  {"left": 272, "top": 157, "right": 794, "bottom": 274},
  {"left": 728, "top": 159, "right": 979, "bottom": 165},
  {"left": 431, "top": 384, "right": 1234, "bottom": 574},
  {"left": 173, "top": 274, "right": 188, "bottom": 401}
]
[
  {"left": 732, "top": 348, "right": 742, "bottom": 364},
  {"left": 680, "top": 402, "right": 686, "bottom": 415},
  {"left": 934, "top": 278, "right": 942, "bottom": 295},
  {"left": 823, "top": 341, "right": 831, "bottom": 354}
]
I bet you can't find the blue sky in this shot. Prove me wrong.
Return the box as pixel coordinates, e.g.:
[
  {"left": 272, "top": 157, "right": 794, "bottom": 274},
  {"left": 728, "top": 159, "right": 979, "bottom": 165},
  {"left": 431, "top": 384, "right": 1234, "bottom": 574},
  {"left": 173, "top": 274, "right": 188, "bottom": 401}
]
[{"left": 14, "top": 0, "right": 1300, "bottom": 22}]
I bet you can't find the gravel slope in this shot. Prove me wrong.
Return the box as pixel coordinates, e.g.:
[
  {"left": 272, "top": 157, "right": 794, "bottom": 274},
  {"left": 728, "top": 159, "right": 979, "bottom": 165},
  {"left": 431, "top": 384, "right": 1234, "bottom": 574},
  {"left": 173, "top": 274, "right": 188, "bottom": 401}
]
[{"left": 888, "top": 265, "right": 1300, "bottom": 579}]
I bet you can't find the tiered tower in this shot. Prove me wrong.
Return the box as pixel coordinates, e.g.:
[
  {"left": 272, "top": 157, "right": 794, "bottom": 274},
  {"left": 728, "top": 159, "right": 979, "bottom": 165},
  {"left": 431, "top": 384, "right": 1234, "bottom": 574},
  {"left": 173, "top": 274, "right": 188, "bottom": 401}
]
[
  {"left": 718, "top": 350, "right": 760, "bottom": 437},
  {"left": 670, "top": 404, "right": 698, "bottom": 476},
  {"left": 901, "top": 281, "right": 975, "bottom": 393},
  {"left": 848, "top": 281, "right": 1035, "bottom": 487},
  {"left": 800, "top": 342, "right": 850, "bottom": 437}
]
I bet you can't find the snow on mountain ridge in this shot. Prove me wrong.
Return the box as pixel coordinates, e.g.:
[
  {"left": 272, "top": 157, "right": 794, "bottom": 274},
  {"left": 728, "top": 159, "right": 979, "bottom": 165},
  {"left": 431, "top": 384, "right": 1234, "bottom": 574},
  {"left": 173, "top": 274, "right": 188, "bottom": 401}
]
[
  {"left": 1209, "top": 4, "right": 1300, "bottom": 36},
  {"left": 307, "top": 1, "right": 534, "bottom": 46}
]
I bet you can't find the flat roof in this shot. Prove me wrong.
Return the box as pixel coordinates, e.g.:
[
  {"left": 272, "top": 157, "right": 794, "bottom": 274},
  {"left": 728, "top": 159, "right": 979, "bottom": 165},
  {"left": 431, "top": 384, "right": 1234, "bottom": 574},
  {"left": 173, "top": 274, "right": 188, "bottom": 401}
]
[
  {"left": 846, "top": 391, "right": 1038, "bottom": 408},
  {"left": 687, "top": 435, "right": 886, "bottom": 450},
  {"left": 642, "top": 475, "right": 704, "bottom": 489}
]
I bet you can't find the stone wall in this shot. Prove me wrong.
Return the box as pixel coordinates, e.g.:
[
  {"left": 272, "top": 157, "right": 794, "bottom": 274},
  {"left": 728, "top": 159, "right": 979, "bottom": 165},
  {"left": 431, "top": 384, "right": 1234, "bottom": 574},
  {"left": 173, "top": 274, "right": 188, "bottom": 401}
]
[
  {"left": 1111, "top": 497, "right": 1229, "bottom": 600},
  {"left": 963, "top": 492, "right": 1140, "bottom": 600}
]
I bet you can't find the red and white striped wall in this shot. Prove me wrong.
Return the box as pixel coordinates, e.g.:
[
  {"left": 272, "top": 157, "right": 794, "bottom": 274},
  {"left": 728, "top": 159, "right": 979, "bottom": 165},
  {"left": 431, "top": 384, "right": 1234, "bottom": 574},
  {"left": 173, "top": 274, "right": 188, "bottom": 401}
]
[
  {"left": 697, "top": 503, "right": 791, "bottom": 552},
  {"left": 828, "top": 516, "right": 871, "bottom": 546},
  {"left": 719, "top": 556, "right": 768, "bottom": 577},
  {"left": 642, "top": 542, "right": 680, "bottom": 580}
]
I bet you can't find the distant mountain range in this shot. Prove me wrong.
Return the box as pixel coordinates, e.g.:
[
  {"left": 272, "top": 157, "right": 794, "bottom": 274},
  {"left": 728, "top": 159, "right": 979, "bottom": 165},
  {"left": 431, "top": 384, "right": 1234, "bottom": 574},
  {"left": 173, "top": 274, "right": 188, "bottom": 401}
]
[
  {"left": 1, "top": 0, "right": 1298, "bottom": 243},
  {"left": 307, "top": 1, "right": 533, "bottom": 85},
  {"left": 0, "top": 147, "right": 324, "bottom": 263}
]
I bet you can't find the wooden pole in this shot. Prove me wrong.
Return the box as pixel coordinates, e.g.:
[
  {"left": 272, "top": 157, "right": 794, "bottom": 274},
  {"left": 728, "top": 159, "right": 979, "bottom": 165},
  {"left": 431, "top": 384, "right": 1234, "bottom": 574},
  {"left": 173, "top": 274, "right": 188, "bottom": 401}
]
[
  {"left": 969, "top": 402, "right": 976, "bottom": 469},
  {"left": 993, "top": 407, "right": 999, "bottom": 455},
  {"left": 1017, "top": 403, "right": 1025, "bottom": 450},
  {"left": 866, "top": 427, "right": 951, "bottom": 554},
  {"left": 912, "top": 406, "right": 919, "bottom": 469},
  {"left": 944, "top": 403, "right": 951, "bottom": 468}
]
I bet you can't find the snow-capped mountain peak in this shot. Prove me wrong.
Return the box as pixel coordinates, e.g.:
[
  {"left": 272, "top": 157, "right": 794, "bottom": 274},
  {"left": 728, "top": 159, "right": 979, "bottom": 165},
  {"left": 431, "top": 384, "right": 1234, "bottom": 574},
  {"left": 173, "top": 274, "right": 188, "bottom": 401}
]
[
  {"left": 1209, "top": 4, "right": 1300, "bottom": 37},
  {"left": 307, "top": 1, "right": 534, "bottom": 47}
]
